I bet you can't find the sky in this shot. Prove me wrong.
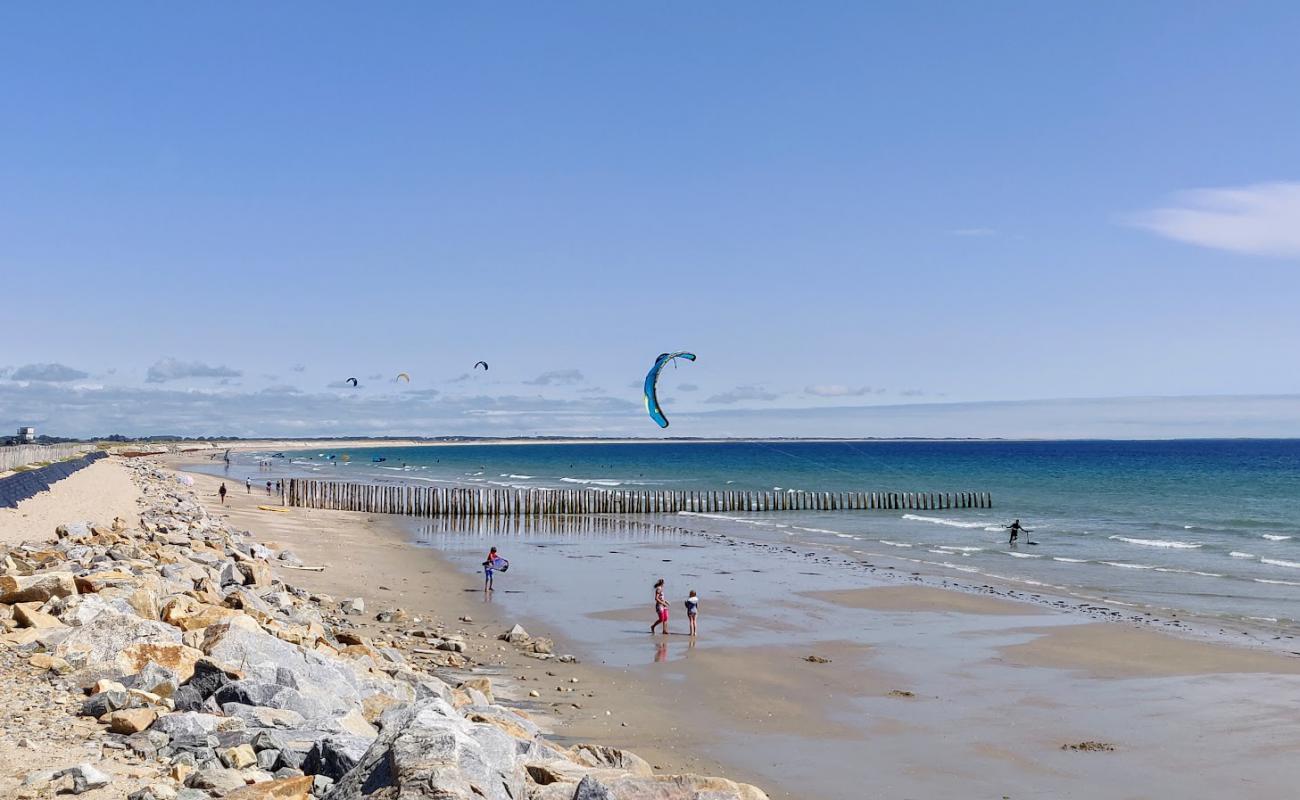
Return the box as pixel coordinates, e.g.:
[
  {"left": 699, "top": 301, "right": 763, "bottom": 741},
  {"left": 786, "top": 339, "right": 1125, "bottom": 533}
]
[{"left": 3, "top": 2, "right": 1300, "bottom": 439}]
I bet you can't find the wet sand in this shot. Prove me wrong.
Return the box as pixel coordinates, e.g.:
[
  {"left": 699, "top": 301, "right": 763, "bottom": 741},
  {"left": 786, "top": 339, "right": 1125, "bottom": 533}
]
[{"left": 174, "top": 457, "right": 1300, "bottom": 800}]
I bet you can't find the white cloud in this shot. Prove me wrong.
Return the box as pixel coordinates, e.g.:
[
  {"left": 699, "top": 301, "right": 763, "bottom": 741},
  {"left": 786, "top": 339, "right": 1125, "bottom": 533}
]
[
  {"left": 524, "top": 369, "right": 584, "bottom": 386},
  {"left": 146, "top": 358, "right": 242, "bottom": 383},
  {"left": 10, "top": 363, "right": 89, "bottom": 382},
  {"left": 704, "top": 385, "right": 778, "bottom": 404},
  {"left": 1130, "top": 182, "right": 1300, "bottom": 258},
  {"left": 805, "top": 384, "right": 879, "bottom": 398}
]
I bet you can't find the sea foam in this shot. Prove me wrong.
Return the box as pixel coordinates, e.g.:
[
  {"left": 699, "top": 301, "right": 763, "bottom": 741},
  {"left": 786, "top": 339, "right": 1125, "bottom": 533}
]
[
  {"left": 1109, "top": 536, "right": 1202, "bottom": 549},
  {"left": 902, "top": 514, "right": 989, "bottom": 529}
]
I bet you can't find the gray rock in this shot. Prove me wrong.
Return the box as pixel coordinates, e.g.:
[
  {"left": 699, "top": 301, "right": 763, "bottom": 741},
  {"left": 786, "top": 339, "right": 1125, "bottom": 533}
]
[
  {"left": 221, "top": 702, "right": 306, "bottom": 730},
  {"left": 256, "top": 748, "right": 280, "bottom": 770},
  {"left": 214, "top": 681, "right": 331, "bottom": 721},
  {"left": 128, "top": 785, "right": 178, "bottom": 800},
  {"left": 341, "top": 597, "right": 364, "bottom": 615},
  {"left": 81, "top": 689, "right": 129, "bottom": 717},
  {"left": 130, "top": 662, "right": 180, "bottom": 698},
  {"left": 252, "top": 730, "right": 289, "bottom": 752},
  {"left": 175, "top": 791, "right": 208, "bottom": 800},
  {"left": 572, "top": 775, "right": 615, "bottom": 800},
  {"left": 217, "top": 561, "right": 242, "bottom": 587},
  {"left": 313, "top": 774, "right": 335, "bottom": 794},
  {"left": 322, "top": 698, "right": 523, "bottom": 800},
  {"left": 150, "top": 711, "right": 225, "bottom": 739},
  {"left": 55, "top": 606, "right": 181, "bottom": 667},
  {"left": 170, "top": 686, "right": 204, "bottom": 712},
  {"left": 305, "top": 734, "right": 373, "bottom": 781},
  {"left": 183, "top": 659, "right": 233, "bottom": 699},
  {"left": 61, "top": 763, "right": 112, "bottom": 794},
  {"left": 276, "top": 746, "right": 308, "bottom": 771}
]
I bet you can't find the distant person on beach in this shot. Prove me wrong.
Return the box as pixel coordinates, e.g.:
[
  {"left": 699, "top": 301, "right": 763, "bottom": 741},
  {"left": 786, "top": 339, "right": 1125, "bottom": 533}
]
[
  {"left": 685, "top": 590, "right": 699, "bottom": 636},
  {"left": 218, "top": 483, "right": 227, "bottom": 504},
  {"left": 483, "top": 546, "right": 504, "bottom": 592},
  {"left": 245, "top": 478, "right": 252, "bottom": 494},
  {"left": 651, "top": 578, "right": 669, "bottom": 635},
  {"left": 1006, "top": 519, "right": 1027, "bottom": 545},
  {"left": 265, "top": 481, "right": 272, "bottom": 495}
]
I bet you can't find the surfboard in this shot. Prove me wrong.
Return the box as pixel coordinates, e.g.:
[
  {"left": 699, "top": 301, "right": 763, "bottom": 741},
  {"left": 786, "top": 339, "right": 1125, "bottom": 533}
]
[{"left": 257, "top": 505, "right": 289, "bottom": 513}]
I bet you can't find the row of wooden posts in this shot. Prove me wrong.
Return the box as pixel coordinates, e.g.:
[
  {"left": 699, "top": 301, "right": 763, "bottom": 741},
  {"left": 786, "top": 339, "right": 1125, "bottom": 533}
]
[{"left": 286, "top": 478, "right": 992, "bottom": 516}]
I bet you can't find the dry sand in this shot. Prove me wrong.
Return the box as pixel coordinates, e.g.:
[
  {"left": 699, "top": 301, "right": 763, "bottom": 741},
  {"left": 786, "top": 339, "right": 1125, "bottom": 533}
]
[{"left": 0, "top": 458, "right": 141, "bottom": 546}]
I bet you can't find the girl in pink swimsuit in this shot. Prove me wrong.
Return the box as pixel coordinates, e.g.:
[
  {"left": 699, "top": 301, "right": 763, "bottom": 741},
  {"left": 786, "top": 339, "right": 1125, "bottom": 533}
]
[{"left": 650, "top": 578, "right": 668, "bottom": 635}]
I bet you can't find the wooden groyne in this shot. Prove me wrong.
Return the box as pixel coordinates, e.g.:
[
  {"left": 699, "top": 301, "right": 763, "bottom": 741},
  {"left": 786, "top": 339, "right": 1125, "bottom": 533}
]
[{"left": 286, "top": 479, "right": 992, "bottom": 516}]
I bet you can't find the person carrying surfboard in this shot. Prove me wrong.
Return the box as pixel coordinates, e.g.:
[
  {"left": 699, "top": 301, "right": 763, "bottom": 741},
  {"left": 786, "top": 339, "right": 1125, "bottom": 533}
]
[
  {"left": 1005, "top": 519, "right": 1029, "bottom": 545},
  {"left": 483, "top": 546, "right": 508, "bottom": 592}
]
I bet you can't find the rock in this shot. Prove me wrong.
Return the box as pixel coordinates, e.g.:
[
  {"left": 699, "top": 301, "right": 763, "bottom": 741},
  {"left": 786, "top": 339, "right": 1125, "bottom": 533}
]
[
  {"left": 109, "top": 708, "right": 159, "bottom": 734},
  {"left": 128, "top": 784, "right": 179, "bottom": 800},
  {"left": 360, "top": 692, "right": 402, "bottom": 724},
  {"left": 61, "top": 763, "right": 112, "bottom": 794},
  {"left": 187, "top": 767, "right": 248, "bottom": 793},
  {"left": 29, "top": 652, "right": 72, "bottom": 674},
  {"left": 257, "top": 748, "right": 281, "bottom": 770},
  {"left": 322, "top": 698, "right": 524, "bottom": 800},
  {"left": 303, "top": 734, "right": 373, "bottom": 781},
  {"left": 151, "top": 711, "right": 230, "bottom": 739},
  {"left": 252, "top": 730, "right": 289, "bottom": 753},
  {"left": 500, "top": 624, "right": 529, "bottom": 643},
  {"left": 214, "top": 681, "right": 332, "bottom": 722},
  {"left": 374, "top": 608, "right": 408, "bottom": 624},
  {"left": 219, "top": 743, "right": 258, "bottom": 769},
  {"left": 223, "top": 776, "right": 314, "bottom": 799},
  {"left": 185, "top": 658, "right": 237, "bottom": 699},
  {"left": 803, "top": 655, "right": 831, "bottom": 664},
  {"left": 131, "top": 662, "right": 181, "bottom": 698},
  {"left": 236, "top": 560, "right": 272, "bottom": 588},
  {"left": 458, "top": 677, "right": 494, "bottom": 704},
  {"left": 569, "top": 744, "right": 654, "bottom": 777},
  {"left": 13, "top": 602, "right": 66, "bottom": 629},
  {"left": 529, "top": 637, "right": 554, "bottom": 655},
  {"left": 54, "top": 607, "right": 182, "bottom": 669},
  {"left": 221, "top": 703, "right": 306, "bottom": 730},
  {"left": 117, "top": 643, "right": 205, "bottom": 682},
  {"left": 81, "top": 689, "right": 130, "bottom": 717},
  {"left": 571, "top": 775, "right": 614, "bottom": 800},
  {"left": 75, "top": 570, "right": 140, "bottom": 594},
  {"left": 0, "top": 571, "right": 78, "bottom": 604},
  {"left": 176, "top": 790, "right": 209, "bottom": 800},
  {"left": 93, "top": 678, "right": 129, "bottom": 694},
  {"left": 340, "top": 598, "right": 364, "bottom": 615}
]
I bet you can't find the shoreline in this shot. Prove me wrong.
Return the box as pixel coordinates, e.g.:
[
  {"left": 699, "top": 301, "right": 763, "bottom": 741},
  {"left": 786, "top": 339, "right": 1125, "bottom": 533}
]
[{"left": 170, "top": 454, "right": 1300, "bottom": 799}]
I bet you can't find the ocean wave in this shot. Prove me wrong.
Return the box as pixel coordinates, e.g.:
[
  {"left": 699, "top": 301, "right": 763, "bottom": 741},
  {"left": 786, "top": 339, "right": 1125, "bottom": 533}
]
[
  {"left": 1262, "top": 534, "right": 1293, "bottom": 541},
  {"left": 1102, "top": 561, "right": 1155, "bottom": 570},
  {"left": 1108, "top": 536, "right": 1202, "bottom": 549},
  {"left": 1153, "top": 567, "right": 1224, "bottom": 578},
  {"left": 560, "top": 477, "right": 622, "bottom": 487},
  {"left": 878, "top": 540, "right": 913, "bottom": 548},
  {"left": 1255, "top": 578, "right": 1300, "bottom": 587},
  {"left": 1005, "top": 551, "right": 1041, "bottom": 559},
  {"left": 1229, "top": 551, "right": 1256, "bottom": 559},
  {"left": 902, "top": 514, "right": 990, "bottom": 529},
  {"left": 935, "top": 545, "right": 983, "bottom": 552},
  {"left": 500, "top": 474, "right": 535, "bottom": 479},
  {"left": 1052, "top": 557, "right": 1088, "bottom": 563},
  {"left": 1260, "top": 558, "right": 1300, "bottom": 570},
  {"left": 791, "top": 526, "right": 842, "bottom": 535}
]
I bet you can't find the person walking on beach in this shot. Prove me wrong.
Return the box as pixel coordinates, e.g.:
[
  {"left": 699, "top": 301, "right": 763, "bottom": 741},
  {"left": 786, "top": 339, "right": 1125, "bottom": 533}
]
[
  {"left": 650, "top": 578, "right": 669, "bottom": 635},
  {"left": 685, "top": 590, "right": 699, "bottom": 637},
  {"left": 265, "top": 480, "right": 272, "bottom": 495},
  {"left": 245, "top": 477, "right": 252, "bottom": 494},
  {"left": 483, "top": 546, "right": 505, "bottom": 592},
  {"left": 1006, "top": 519, "right": 1028, "bottom": 545},
  {"left": 218, "top": 482, "right": 227, "bottom": 505}
]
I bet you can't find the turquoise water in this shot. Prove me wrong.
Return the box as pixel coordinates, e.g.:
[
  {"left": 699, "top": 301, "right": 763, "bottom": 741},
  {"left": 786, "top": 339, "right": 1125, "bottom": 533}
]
[{"left": 214, "top": 440, "right": 1300, "bottom": 628}]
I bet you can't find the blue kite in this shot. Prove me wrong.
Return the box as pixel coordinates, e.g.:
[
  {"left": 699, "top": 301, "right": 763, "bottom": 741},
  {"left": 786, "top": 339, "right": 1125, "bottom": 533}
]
[{"left": 644, "top": 351, "right": 696, "bottom": 428}]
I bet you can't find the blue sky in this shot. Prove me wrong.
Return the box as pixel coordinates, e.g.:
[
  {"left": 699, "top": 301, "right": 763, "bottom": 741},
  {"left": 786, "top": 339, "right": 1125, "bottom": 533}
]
[{"left": 3, "top": 3, "right": 1299, "bottom": 438}]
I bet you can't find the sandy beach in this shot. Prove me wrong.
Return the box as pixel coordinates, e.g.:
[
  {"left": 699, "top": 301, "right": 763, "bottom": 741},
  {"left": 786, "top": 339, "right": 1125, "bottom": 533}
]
[{"left": 168, "top": 455, "right": 1300, "bottom": 800}]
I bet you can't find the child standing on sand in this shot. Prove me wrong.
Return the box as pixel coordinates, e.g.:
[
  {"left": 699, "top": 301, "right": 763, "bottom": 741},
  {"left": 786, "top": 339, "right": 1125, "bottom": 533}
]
[
  {"left": 650, "top": 578, "right": 669, "bottom": 635},
  {"left": 685, "top": 590, "right": 699, "bottom": 636}
]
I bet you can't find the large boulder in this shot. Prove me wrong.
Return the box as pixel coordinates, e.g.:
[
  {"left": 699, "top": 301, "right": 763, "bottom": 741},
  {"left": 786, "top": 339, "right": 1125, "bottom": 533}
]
[
  {"left": 55, "top": 607, "right": 181, "bottom": 670},
  {"left": 323, "top": 698, "right": 524, "bottom": 800},
  {"left": 0, "top": 571, "right": 78, "bottom": 604}
]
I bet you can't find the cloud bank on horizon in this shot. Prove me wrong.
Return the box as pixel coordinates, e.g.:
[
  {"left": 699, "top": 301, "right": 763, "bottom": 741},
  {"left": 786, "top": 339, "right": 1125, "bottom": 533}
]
[{"left": 2, "top": 379, "right": 1298, "bottom": 440}]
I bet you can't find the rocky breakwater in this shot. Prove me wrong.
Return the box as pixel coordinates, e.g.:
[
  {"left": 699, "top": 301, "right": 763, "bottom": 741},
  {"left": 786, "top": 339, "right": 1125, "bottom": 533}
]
[{"left": 0, "top": 460, "right": 768, "bottom": 800}]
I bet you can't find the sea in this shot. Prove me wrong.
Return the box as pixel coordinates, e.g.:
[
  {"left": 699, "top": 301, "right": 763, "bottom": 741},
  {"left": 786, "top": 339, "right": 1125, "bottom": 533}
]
[{"left": 208, "top": 439, "right": 1300, "bottom": 632}]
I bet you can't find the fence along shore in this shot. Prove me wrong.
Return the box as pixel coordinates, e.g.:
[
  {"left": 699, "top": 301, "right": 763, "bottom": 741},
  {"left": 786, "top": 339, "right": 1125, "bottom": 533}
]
[{"left": 286, "top": 478, "right": 992, "bottom": 516}]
